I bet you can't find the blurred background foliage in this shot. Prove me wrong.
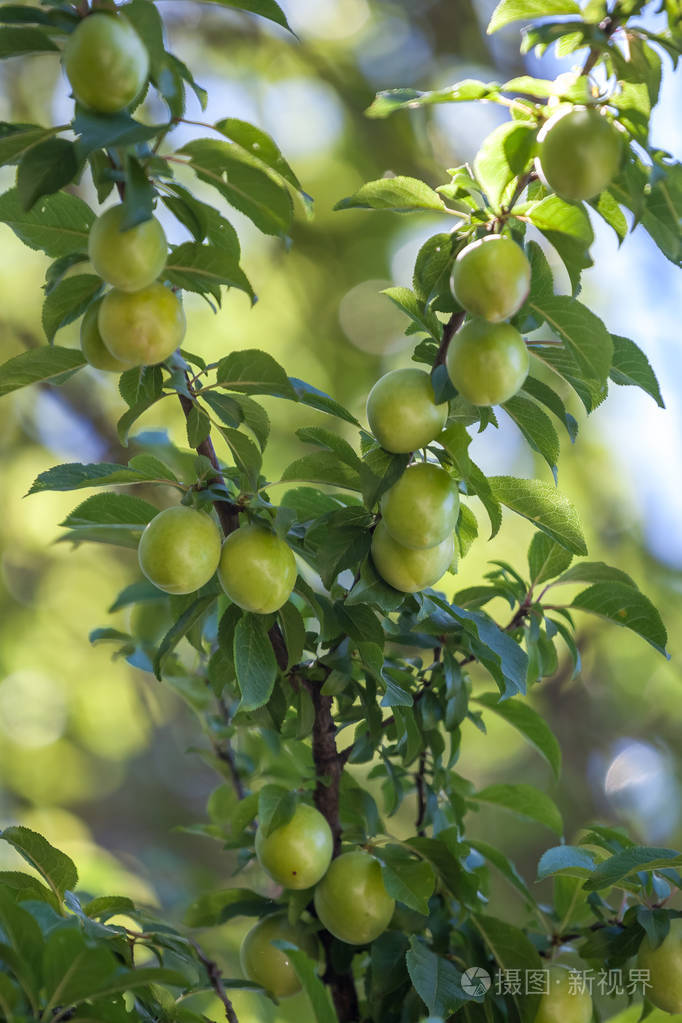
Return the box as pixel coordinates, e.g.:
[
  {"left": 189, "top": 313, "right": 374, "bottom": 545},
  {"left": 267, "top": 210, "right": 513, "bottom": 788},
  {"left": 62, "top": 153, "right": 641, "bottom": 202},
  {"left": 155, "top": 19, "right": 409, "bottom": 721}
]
[{"left": 0, "top": 0, "right": 680, "bottom": 1019}]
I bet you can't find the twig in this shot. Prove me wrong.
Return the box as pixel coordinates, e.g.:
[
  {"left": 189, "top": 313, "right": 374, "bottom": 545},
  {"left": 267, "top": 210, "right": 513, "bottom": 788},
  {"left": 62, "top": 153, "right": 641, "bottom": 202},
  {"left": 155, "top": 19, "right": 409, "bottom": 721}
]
[
  {"left": 189, "top": 938, "right": 240, "bottom": 1023},
  {"left": 433, "top": 311, "right": 466, "bottom": 368},
  {"left": 415, "top": 752, "right": 427, "bottom": 836}
]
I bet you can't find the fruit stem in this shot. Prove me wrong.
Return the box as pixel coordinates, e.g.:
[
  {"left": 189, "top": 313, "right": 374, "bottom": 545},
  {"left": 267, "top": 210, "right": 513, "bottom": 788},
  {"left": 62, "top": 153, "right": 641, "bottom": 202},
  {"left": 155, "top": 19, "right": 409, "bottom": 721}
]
[{"left": 433, "top": 310, "right": 466, "bottom": 368}]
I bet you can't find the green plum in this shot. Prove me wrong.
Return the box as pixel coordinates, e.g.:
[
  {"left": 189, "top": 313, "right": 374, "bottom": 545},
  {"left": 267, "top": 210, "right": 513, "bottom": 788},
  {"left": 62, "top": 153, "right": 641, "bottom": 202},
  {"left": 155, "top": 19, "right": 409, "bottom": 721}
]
[
  {"left": 380, "top": 462, "right": 459, "bottom": 550},
  {"left": 534, "top": 967, "right": 593, "bottom": 1023},
  {"left": 63, "top": 13, "right": 149, "bottom": 114},
  {"left": 637, "top": 917, "right": 682, "bottom": 1013},
  {"left": 445, "top": 319, "right": 529, "bottom": 406},
  {"left": 366, "top": 368, "right": 448, "bottom": 454},
  {"left": 80, "top": 298, "right": 134, "bottom": 372},
  {"left": 255, "top": 803, "right": 333, "bottom": 891},
  {"left": 138, "top": 506, "right": 221, "bottom": 596},
  {"left": 240, "top": 913, "right": 318, "bottom": 999},
  {"left": 371, "top": 520, "right": 454, "bottom": 593},
  {"left": 313, "top": 850, "right": 395, "bottom": 945},
  {"left": 89, "top": 205, "right": 167, "bottom": 293},
  {"left": 98, "top": 283, "right": 186, "bottom": 367},
  {"left": 451, "top": 235, "right": 531, "bottom": 323},
  {"left": 537, "top": 107, "right": 622, "bottom": 201},
  {"left": 218, "top": 525, "right": 297, "bottom": 614}
]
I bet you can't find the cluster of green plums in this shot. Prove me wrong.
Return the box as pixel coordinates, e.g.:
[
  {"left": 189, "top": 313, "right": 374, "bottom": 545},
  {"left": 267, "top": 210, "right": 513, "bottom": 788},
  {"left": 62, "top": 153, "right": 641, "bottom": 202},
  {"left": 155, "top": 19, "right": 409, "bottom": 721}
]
[
  {"left": 137, "top": 507, "right": 298, "bottom": 611},
  {"left": 241, "top": 802, "right": 395, "bottom": 998}
]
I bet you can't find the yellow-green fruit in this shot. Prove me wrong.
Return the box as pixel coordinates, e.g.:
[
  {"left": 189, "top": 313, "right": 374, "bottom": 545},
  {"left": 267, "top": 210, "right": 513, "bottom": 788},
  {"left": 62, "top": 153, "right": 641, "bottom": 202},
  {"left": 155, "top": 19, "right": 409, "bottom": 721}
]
[
  {"left": 451, "top": 236, "right": 531, "bottom": 323},
  {"left": 445, "top": 319, "right": 529, "bottom": 406},
  {"left": 89, "top": 205, "right": 167, "bottom": 293},
  {"left": 366, "top": 368, "right": 448, "bottom": 454},
  {"left": 537, "top": 107, "right": 622, "bottom": 202},
  {"left": 380, "top": 462, "right": 459, "bottom": 550},
  {"left": 218, "top": 525, "right": 297, "bottom": 614},
  {"left": 80, "top": 298, "right": 134, "bottom": 372},
  {"left": 63, "top": 13, "right": 149, "bottom": 114},
  {"left": 534, "top": 967, "right": 593, "bottom": 1023},
  {"left": 98, "top": 283, "right": 186, "bottom": 367},
  {"left": 255, "top": 803, "right": 333, "bottom": 891},
  {"left": 371, "top": 520, "right": 454, "bottom": 593},
  {"left": 138, "top": 506, "right": 221, "bottom": 596},
  {"left": 240, "top": 913, "right": 318, "bottom": 999},
  {"left": 314, "top": 850, "right": 395, "bottom": 945},
  {"left": 637, "top": 917, "right": 682, "bottom": 1014}
]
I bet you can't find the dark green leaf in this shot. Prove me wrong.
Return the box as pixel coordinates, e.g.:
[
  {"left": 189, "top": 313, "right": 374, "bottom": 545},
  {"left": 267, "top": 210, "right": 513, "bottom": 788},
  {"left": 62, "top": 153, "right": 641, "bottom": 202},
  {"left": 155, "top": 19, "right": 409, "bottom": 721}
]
[
  {"left": 475, "top": 783, "right": 563, "bottom": 834},
  {"left": 0, "top": 24, "right": 58, "bottom": 55},
  {"left": 571, "top": 582, "right": 668, "bottom": 655},
  {"left": 334, "top": 176, "right": 446, "bottom": 213},
  {"left": 536, "top": 845, "right": 596, "bottom": 881},
  {"left": 468, "top": 839, "right": 534, "bottom": 903},
  {"left": 165, "top": 242, "right": 254, "bottom": 304},
  {"left": 528, "top": 195, "right": 594, "bottom": 292},
  {"left": 0, "top": 826, "right": 77, "bottom": 900},
  {"left": 473, "top": 916, "right": 543, "bottom": 1023},
  {"left": 234, "top": 613, "right": 279, "bottom": 711},
  {"left": 366, "top": 80, "right": 498, "bottom": 119},
  {"left": 0, "top": 345, "right": 86, "bottom": 396},
  {"left": 275, "top": 943, "right": 337, "bottom": 1023},
  {"left": 191, "top": 0, "right": 291, "bottom": 31},
  {"left": 406, "top": 937, "right": 467, "bottom": 1016},
  {"left": 0, "top": 187, "right": 93, "bottom": 256},
  {"left": 61, "top": 493, "right": 158, "bottom": 528},
  {"left": 28, "top": 460, "right": 177, "bottom": 494},
  {"left": 377, "top": 845, "right": 436, "bottom": 915},
  {"left": 488, "top": 0, "right": 580, "bottom": 33},
  {"left": 217, "top": 347, "right": 296, "bottom": 398},
  {"left": 527, "top": 532, "right": 573, "bottom": 585},
  {"left": 502, "top": 394, "right": 560, "bottom": 475},
  {"left": 42, "top": 274, "right": 103, "bottom": 343},
  {"left": 153, "top": 592, "right": 218, "bottom": 679},
  {"left": 473, "top": 692, "right": 561, "bottom": 779},
  {"left": 474, "top": 121, "right": 537, "bottom": 209},
  {"left": 381, "top": 286, "right": 442, "bottom": 340},
  {"left": 610, "top": 335, "right": 664, "bottom": 407},
  {"left": 185, "top": 887, "right": 273, "bottom": 927},
  {"left": 583, "top": 846, "right": 682, "bottom": 891},
  {"left": 16, "top": 137, "right": 78, "bottom": 211},
  {"left": 488, "top": 476, "right": 588, "bottom": 555},
  {"left": 257, "top": 784, "right": 297, "bottom": 838},
  {"left": 73, "top": 108, "right": 164, "bottom": 159}
]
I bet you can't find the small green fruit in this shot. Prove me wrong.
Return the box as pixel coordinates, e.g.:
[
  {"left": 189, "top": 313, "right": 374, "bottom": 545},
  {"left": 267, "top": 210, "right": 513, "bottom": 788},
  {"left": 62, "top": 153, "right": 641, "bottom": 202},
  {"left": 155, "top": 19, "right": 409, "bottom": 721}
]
[
  {"left": 637, "top": 917, "right": 682, "bottom": 1014},
  {"left": 445, "top": 319, "right": 529, "bottom": 406},
  {"left": 371, "top": 520, "right": 454, "bottom": 594},
  {"left": 314, "top": 850, "right": 395, "bottom": 945},
  {"left": 537, "top": 107, "right": 622, "bottom": 202},
  {"left": 366, "top": 368, "right": 448, "bottom": 454},
  {"left": 63, "top": 13, "right": 149, "bottom": 114},
  {"left": 218, "top": 525, "right": 297, "bottom": 614},
  {"left": 451, "top": 235, "right": 531, "bottom": 323},
  {"left": 255, "top": 803, "right": 333, "bottom": 891},
  {"left": 89, "top": 205, "right": 167, "bottom": 293},
  {"left": 80, "top": 298, "right": 134, "bottom": 372},
  {"left": 138, "top": 506, "right": 221, "bottom": 596},
  {"left": 380, "top": 462, "right": 459, "bottom": 550},
  {"left": 98, "top": 283, "right": 186, "bottom": 367},
  {"left": 240, "top": 913, "right": 318, "bottom": 999},
  {"left": 534, "top": 967, "right": 593, "bottom": 1023}
]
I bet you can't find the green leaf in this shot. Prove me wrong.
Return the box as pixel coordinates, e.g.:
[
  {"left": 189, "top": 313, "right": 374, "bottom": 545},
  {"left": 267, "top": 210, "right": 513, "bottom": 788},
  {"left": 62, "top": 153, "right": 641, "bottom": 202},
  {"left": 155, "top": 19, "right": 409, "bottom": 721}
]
[
  {"left": 536, "top": 845, "right": 596, "bottom": 881},
  {"left": 186, "top": 404, "right": 211, "bottom": 447},
  {"left": 527, "top": 532, "right": 573, "bottom": 585},
  {"left": 274, "top": 943, "right": 337, "bottom": 1023},
  {"left": 413, "top": 233, "right": 453, "bottom": 303},
  {"left": 473, "top": 121, "right": 537, "bottom": 210},
  {"left": 610, "top": 335, "right": 664, "bottom": 407},
  {"left": 60, "top": 493, "right": 158, "bottom": 528},
  {"left": 527, "top": 195, "right": 594, "bottom": 292},
  {"left": 216, "top": 347, "right": 297, "bottom": 398},
  {"left": 73, "top": 108, "right": 164, "bottom": 159},
  {"left": 0, "top": 24, "right": 58, "bottom": 55},
  {"left": 441, "top": 602, "right": 528, "bottom": 699},
  {"left": 529, "top": 293, "right": 613, "bottom": 388},
  {"left": 475, "top": 783, "right": 563, "bottom": 834},
  {"left": 502, "top": 394, "right": 560, "bottom": 476},
  {"left": 280, "top": 452, "right": 363, "bottom": 492},
  {"left": 83, "top": 895, "right": 136, "bottom": 919},
  {"left": 440, "top": 424, "right": 502, "bottom": 537},
  {"left": 165, "top": 241, "right": 254, "bottom": 304},
  {"left": 583, "top": 846, "right": 682, "bottom": 891},
  {"left": 213, "top": 117, "right": 311, "bottom": 211},
  {"left": 488, "top": 476, "right": 588, "bottom": 555},
  {"left": 377, "top": 845, "right": 436, "bottom": 915},
  {"left": 191, "top": 0, "right": 291, "bottom": 31},
  {"left": 0, "top": 345, "right": 86, "bottom": 397},
  {"left": 42, "top": 274, "right": 103, "bottom": 343},
  {"left": 0, "top": 888, "right": 42, "bottom": 996},
  {"left": 153, "top": 591, "right": 218, "bottom": 679},
  {"left": 121, "top": 153, "right": 155, "bottom": 230},
  {"left": 473, "top": 692, "right": 562, "bottom": 779},
  {"left": 472, "top": 916, "right": 543, "bottom": 1023},
  {"left": 468, "top": 839, "right": 534, "bottom": 903},
  {"left": 0, "top": 187, "right": 93, "bottom": 256},
  {"left": 28, "top": 460, "right": 178, "bottom": 494},
  {"left": 219, "top": 426, "right": 262, "bottom": 489},
  {"left": 381, "top": 286, "right": 442, "bottom": 340},
  {"left": 521, "top": 374, "right": 578, "bottom": 441},
  {"left": 257, "top": 784, "right": 297, "bottom": 838},
  {"left": 406, "top": 937, "right": 467, "bottom": 1016},
  {"left": 0, "top": 826, "right": 77, "bottom": 900},
  {"left": 365, "top": 80, "right": 499, "bottom": 119},
  {"left": 571, "top": 581, "right": 668, "bottom": 656},
  {"left": 334, "top": 176, "right": 446, "bottom": 213},
  {"left": 289, "top": 377, "right": 360, "bottom": 426},
  {"left": 178, "top": 138, "right": 293, "bottom": 237},
  {"left": 0, "top": 122, "right": 60, "bottom": 166},
  {"left": 43, "top": 930, "right": 117, "bottom": 1013},
  {"left": 185, "top": 887, "right": 273, "bottom": 927},
  {"left": 16, "top": 137, "right": 78, "bottom": 211},
  {"left": 488, "top": 0, "right": 580, "bottom": 34},
  {"left": 556, "top": 561, "right": 636, "bottom": 587},
  {"left": 234, "top": 613, "right": 279, "bottom": 711},
  {"left": 588, "top": 188, "right": 628, "bottom": 242}
]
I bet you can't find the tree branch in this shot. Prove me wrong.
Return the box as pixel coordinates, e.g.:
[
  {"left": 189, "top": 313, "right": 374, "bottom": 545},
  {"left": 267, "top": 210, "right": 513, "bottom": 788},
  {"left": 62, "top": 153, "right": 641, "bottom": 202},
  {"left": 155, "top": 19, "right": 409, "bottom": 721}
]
[
  {"left": 415, "top": 752, "right": 427, "bottom": 836},
  {"left": 189, "top": 938, "right": 240, "bottom": 1023},
  {"left": 433, "top": 311, "right": 466, "bottom": 368}
]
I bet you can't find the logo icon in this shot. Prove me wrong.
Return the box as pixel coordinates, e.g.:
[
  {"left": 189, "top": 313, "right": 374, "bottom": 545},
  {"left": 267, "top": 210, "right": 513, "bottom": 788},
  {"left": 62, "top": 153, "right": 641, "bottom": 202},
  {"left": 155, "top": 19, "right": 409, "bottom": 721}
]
[{"left": 461, "top": 966, "right": 492, "bottom": 997}]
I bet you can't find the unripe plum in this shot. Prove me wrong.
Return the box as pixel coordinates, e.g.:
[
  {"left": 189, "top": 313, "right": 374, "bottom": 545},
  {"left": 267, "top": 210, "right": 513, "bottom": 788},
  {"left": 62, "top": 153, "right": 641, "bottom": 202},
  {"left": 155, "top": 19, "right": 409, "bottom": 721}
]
[
  {"left": 80, "top": 298, "right": 134, "bottom": 373},
  {"left": 637, "top": 917, "right": 682, "bottom": 1014},
  {"left": 138, "top": 506, "right": 221, "bottom": 596},
  {"left": 366, "top": 368, "right": 448, "bottom": 454},
  {"left": 537, "top": 107, "right": 622, "bottom": 202},
  {"left": 240, "top": 913, "right": 318, "bottom": 999},
  {"left": 380, "top": 462, "right": 459, "bottom": 550},
  {"left": 89, "top": 205, "right": 167, "bottom": 293},
  {"left": 255, "top": 803, "right": 333, "bottom": 890},
  {"left": 534, "top": 967, "right": 593, "bottom": 1023},
  {"left": 371, "top": 521, "right": 454, "bottom": 593},
  {"left": 218, "top": 525, "right": 297, "bottom": 614},
  {"left": 98, "top": 283, "right": 186, "bottom": 367},
  {"left": 451, "top": 235, "right": 531, "bottom": 323},
  {"left": 313, "top": 850, "right": 395, "bottom": 945},
  {"left": 63, "top": 13, "right": 149, "bottom": 114},
  {"left": 445, "top": 319, "right": 529, "bottom": 406}
]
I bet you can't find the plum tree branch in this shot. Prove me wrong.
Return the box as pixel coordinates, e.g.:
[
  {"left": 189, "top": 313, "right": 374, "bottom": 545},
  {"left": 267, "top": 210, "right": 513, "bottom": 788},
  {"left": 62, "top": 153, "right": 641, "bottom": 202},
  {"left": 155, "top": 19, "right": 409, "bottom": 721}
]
[
  {"left": 188, "top": 938, "right": 240, "bottom": 1023},
  {"left": 433, "top": 310, "right": 466, "bottom": 368}
]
